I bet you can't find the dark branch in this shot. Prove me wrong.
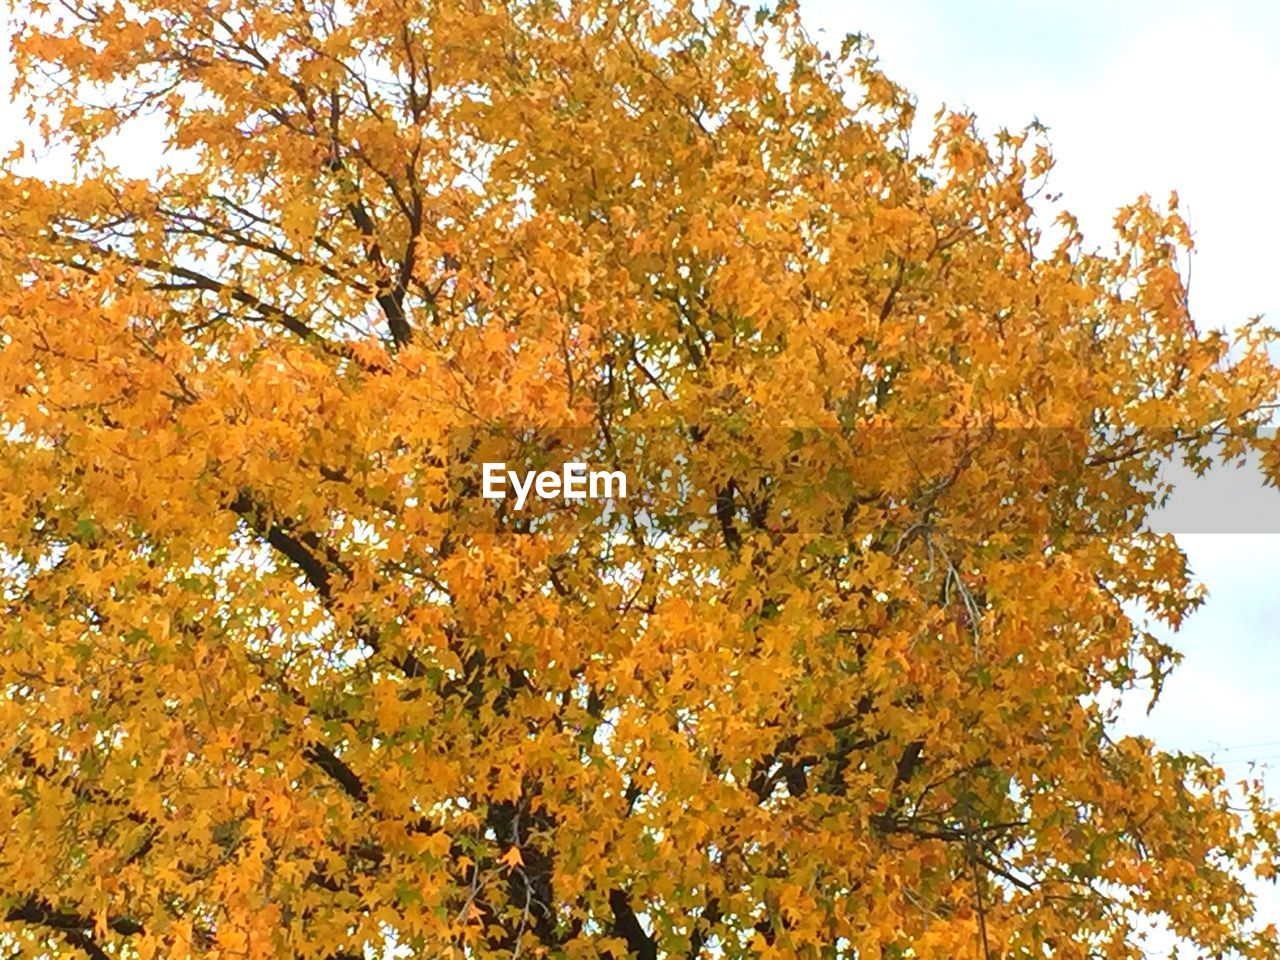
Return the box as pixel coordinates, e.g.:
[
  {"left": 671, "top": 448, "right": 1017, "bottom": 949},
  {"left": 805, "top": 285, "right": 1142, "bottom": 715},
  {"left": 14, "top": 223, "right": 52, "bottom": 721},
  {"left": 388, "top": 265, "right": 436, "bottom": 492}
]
[{"left": 609, "top": 889, "right": 657, "bottom": 960}]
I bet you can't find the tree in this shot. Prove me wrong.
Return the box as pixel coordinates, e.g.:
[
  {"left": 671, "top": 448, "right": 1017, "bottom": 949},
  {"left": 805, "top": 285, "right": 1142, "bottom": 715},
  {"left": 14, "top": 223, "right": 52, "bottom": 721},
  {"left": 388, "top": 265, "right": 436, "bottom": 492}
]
[{"left": 1, "top": 0, "right": 1278, "bottom": 956}]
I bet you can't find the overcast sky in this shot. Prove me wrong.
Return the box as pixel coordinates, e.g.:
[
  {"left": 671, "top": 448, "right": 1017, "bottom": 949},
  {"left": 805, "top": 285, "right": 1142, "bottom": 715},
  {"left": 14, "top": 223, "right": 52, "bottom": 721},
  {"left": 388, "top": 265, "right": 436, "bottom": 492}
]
[
  {"left": 794, "top": 0, "right": 1280, "bottom": 766},
  {"left": 797, "top": 0, "right": 1280, "bottom": 934}
]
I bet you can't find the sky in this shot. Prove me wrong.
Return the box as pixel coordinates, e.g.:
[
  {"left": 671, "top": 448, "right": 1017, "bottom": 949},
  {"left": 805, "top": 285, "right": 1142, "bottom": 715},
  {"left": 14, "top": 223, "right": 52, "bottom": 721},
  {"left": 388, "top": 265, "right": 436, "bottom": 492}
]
[
  {"left": 2, "top": 0, "right": 1279, "bottom": 937},
  {"left": 796, "top": 0, "right": 1280, "bottom": 934},
  {"left": 791, "top": 0, "right": 1280, "bottom": 767}
]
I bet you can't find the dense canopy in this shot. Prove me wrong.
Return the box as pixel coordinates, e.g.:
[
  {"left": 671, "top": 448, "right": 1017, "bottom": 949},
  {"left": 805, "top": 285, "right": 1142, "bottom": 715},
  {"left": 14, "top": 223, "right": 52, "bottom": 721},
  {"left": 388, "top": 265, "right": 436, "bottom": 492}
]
[{"left": 1, "top": 0, "right": 1278, "bottom": 957}]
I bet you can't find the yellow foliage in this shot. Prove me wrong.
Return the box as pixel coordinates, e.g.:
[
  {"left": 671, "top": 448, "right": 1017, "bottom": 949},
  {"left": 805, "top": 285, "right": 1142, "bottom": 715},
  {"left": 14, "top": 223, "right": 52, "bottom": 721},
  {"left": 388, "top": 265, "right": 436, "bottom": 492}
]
[{"left": 1, "top": 1, "right": 1278, "bottom": 959}]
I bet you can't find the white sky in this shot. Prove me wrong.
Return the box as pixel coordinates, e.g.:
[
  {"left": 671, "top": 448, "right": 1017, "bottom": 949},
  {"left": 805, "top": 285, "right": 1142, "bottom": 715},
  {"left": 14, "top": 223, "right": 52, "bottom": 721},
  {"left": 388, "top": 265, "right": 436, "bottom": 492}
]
[
  {"left": 2, "top": 0, "right": 1278, "bottom": 934},
  {"left": 796, "top": 0, "right": 1280, "bottom": 766},
  {"left": 798, "top": 0, "right": 1280, "bottom": 934}
]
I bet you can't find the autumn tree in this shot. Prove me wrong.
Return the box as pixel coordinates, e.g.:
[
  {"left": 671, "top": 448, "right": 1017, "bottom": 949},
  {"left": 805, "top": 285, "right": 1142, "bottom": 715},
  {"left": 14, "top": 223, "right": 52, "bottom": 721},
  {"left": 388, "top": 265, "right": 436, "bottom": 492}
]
[{"left": 1, "top": 0, "right": 1278, "bottom": 957}]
